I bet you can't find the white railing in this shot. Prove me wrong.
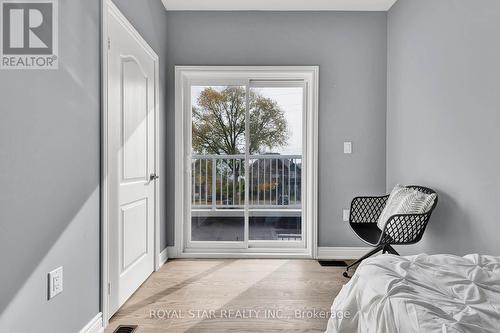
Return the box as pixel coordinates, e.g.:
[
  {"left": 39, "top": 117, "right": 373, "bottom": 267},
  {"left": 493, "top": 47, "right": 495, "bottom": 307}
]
[{"left": 191, "top": 154, "right": 302, "bottom": 210}]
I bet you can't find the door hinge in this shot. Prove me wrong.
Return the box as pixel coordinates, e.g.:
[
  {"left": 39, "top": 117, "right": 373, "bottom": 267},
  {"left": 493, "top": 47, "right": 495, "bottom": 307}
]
[
  {"left": 107, "top": 37, "right": 110, "bottom": 50},
  {"left": 107, "top": 282, "right": 111, "bottom": 295}
]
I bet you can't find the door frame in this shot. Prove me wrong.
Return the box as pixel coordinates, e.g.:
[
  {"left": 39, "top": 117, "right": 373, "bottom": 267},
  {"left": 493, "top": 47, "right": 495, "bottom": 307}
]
[
  {"left": 174, "top": 66, "right": 318, "bottom": 259},
  {"left": 100, "top": 0, "right": 161, "bottom": 325}
]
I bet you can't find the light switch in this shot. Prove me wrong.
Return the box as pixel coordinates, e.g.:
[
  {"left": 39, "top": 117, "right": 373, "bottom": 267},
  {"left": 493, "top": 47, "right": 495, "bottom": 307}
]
[
  {"left": 48, "top": 266, "right": 63, "bottom": 300},
  {"left": 343, "top": 209, "right": 350, "bottom": 222},
  {"left": 344, "top": 142, "right": 352, "bottom": 154}
]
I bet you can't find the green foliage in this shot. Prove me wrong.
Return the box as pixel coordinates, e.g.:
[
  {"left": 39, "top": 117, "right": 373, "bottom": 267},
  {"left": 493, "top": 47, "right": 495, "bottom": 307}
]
[{"left": 192, "top": 87, "right": 289, "bottom": 155}]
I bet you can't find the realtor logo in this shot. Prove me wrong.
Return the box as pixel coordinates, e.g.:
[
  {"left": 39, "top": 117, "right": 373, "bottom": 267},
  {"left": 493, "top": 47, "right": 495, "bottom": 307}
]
[{"left": 1, "top": 0, "right": 58, "bottom": 69}]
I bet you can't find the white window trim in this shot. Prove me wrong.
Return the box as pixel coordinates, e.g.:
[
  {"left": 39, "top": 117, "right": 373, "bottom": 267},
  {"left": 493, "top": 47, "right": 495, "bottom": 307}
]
[{"left": 174, "top": 66, "right": 319, "bottom": 259}]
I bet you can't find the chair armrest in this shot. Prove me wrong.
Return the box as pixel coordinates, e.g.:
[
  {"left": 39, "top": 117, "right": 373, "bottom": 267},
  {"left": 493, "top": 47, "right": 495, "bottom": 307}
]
[
  {"left": 381, "top": 211, "right": 433, "bottom": 244},
  {"left": 349, "top": 195, "right": 389, "bottom": 223}
]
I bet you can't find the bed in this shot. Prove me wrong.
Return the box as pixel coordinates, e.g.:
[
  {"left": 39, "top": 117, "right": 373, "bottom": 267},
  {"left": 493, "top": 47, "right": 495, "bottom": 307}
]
[{"left": 326, "top": 254, "right": 500, "bottom": 333}]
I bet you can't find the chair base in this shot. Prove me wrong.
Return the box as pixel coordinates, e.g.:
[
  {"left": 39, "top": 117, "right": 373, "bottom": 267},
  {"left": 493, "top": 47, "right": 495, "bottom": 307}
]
[{"left": 343, "top": 244, "right": 399, "bottom": 278}]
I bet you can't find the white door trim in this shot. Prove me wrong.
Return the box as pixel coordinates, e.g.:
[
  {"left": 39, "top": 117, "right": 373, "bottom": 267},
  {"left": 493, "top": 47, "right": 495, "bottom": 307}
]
[
  {"left": 101, "top": 0, "right": 161, "bottom": 326},
  {"left": 174, "top": 66, "right": 318, "bottom": 259}
]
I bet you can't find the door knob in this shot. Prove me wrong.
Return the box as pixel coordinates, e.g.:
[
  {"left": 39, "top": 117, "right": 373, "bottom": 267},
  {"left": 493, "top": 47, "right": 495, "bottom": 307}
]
[{"left": 149, "top": 173, "right": 159, "bottom": 181}]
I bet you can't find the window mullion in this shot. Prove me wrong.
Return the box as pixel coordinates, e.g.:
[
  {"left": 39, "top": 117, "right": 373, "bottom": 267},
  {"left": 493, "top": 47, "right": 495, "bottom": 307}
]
[{"left": 244, "top": 80, "right": 250, "bottom": 247}]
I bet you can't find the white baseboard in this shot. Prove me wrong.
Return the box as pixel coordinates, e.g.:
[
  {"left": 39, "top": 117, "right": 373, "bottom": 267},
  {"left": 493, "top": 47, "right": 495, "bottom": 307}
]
[
  {"left": 79, "top": 312, "right": 103, "bottom": 333},
  {"left": 159, "top": 248, "right": 168, "bottom": 268},
  {"left": 317, "top": 247, "right": 372, "bottom": 260},
  {"left": 167, "top": 246, "right": 178, "bottom": 259}
]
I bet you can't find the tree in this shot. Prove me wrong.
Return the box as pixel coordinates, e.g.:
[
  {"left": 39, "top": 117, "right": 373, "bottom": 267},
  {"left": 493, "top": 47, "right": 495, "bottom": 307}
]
[{"left": 192, "top": 86, "right": 289, "bottom": 155}]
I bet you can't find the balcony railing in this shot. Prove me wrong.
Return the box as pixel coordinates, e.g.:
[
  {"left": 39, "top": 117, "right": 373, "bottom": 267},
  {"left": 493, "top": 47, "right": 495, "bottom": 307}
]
[{"left": 191, "top": 154, "right": 302, "bottom": 210}]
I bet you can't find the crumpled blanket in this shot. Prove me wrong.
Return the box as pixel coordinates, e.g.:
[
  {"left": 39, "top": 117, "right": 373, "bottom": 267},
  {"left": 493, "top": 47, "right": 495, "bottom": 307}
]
[{"left": 326, "top": 254, "right": 500, "bottom": 333}]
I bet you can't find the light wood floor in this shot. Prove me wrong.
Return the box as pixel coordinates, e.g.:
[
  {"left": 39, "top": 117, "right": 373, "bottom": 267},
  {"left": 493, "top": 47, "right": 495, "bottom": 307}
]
[{"left": 105, "top": 259, "right": 349, "bottom": 333}]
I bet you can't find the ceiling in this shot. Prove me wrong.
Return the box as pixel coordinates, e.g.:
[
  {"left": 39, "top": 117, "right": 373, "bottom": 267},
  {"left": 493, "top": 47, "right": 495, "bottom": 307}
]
[{"left": 162, "top": 0, "right": 399, "bottom": 11}]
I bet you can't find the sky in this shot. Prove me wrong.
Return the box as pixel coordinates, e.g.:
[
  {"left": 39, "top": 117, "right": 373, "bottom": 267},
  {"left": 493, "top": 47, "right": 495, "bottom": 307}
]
[
  {"left": 253, "top": 86, "right": 303, "bottom": 155},
  {"left": 191, "top": 85, "right": 303, "bottom": 156}
]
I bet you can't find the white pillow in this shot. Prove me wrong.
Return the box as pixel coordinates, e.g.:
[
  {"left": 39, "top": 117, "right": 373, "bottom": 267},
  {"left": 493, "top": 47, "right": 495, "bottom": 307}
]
[{"left": 377, "top": 184, "right": 436, "bottom": 230}]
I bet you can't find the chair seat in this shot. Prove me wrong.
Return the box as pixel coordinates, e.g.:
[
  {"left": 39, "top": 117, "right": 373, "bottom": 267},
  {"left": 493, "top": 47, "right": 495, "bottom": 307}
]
[{"left": 350, "top": 223, "right": 382, "bottom": 246}]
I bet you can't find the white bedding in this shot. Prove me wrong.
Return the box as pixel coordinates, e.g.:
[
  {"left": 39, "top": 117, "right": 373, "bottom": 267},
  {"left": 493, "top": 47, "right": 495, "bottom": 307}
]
[{"left": 326, "top": 254, "right": 500, "bottom": 333}]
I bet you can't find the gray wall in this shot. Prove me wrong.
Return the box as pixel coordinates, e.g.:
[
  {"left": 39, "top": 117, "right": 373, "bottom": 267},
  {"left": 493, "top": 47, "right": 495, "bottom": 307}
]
[
  {"left": 165, "top": 11, "right": 388, "bottom": 247},
  {"left": 0, "top": 0, "right": 168, "bottom": 332},
  {"left": 387, "top": 0, "right": 500, "bottom": 255},
  {"left": 113, "top": 0, "right": 169, "bottom": 251},
  {"left": 0, "top": 0, "right": 100, "bottom": 332}
]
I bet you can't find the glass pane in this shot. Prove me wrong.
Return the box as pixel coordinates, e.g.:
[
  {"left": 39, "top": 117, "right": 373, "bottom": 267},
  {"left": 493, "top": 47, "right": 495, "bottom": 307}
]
[
  {"left": 248, "top": 85, "right": 303, "bottom": 241},
  {"left": 191, "top": 86, "right": 246, "bottom": 242},
  {"left": 249, "top": 86, "right": 303, "bottom": 155},
  {"left": 249, "top": 214, "right": 302, "bottom": 241},
  {"left": 192, "top": 215, "right": 244, "bottom": 242}
]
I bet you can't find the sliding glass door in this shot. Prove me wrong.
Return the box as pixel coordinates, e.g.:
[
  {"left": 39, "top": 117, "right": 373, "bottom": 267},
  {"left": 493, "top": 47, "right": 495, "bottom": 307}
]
[
  {"left": 176, "top": 67, "right": 318, "bottom": 255},
  {"left": 248, "top": 83, "right": 304, "bottom": 245},
  {"left": 190, "top": 84, "right": 247, "bottom": 247}
]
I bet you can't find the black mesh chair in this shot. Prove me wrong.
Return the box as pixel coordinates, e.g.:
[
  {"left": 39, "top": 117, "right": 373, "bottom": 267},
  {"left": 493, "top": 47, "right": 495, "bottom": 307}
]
[{"left": 343, "top": 185, "right": 438, "bottom": 278}]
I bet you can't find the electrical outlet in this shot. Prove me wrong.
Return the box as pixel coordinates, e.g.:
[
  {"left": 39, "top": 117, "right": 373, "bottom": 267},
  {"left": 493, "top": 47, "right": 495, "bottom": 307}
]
[
  {"left": 343, "top": 209, "right": 350, "bottom": 222},
  {"left": 344, "top": 142, "right": 352, "bottom": 154},
  {"left": 48, "top": 266, "right": 63, "bottom": 300}
]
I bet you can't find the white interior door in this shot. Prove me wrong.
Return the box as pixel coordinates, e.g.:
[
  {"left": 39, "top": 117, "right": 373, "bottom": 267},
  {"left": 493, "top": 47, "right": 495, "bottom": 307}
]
[{"left": 107, "top": 6, "right": 158, "bottom": 316}]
